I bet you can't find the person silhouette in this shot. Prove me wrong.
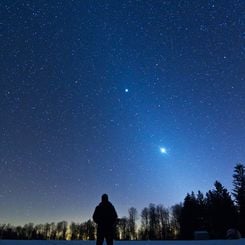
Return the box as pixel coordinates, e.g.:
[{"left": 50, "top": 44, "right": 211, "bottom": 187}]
[{"left": 93, "top": 194, "right": 118, "bottom": 245}]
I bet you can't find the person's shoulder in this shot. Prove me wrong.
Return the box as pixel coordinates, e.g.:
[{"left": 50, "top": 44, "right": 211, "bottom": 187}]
[
  {"left": 108, "top": 201, "right": 116, "bottom": 209},
  {"left": 97, "top": 203, "right": 103, "bottom": 208},
  {"left": 95, "top": 204, "right": 102, "bottom": 210}
]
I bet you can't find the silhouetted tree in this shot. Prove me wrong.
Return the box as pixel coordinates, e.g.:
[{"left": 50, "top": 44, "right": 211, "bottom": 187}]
[
  {"left": 70, "top": 222, "right": 79, "bottom": 240},
  {"left": 50, "top": 222, "right": 56, "bottom": 240},
  {"left": 139, "top": 207, "right": 149, "bottom": 240},
  {"left": 16, "top": 225, "right": 23, "bottom": 239},
  {"left": 35, "top": 224, "right": 45, "bottom": 239},
  {"left": 232, "top": 163, "right": 245, "bottom": 236},
  {"left": 24, "top": 223, "right": 34, "bottom": 240},
  {"left": 85, "top": 220, "right": 96, "bottom": 240},
  {"left": 148, "top": 203, "right": 158, "bottom": 239},
  {"left": 206, "top": 181, "right": 238, "bottom": 238},
  {"left": 78, "top": 222, "right": 86, "bottom": 240},
  {"left": 156, "top": 204, "right": 170, "bottom": 239},
  {"left": 117, "top": 217, "right": 129, "bottom": 240},
  {"left": 180, "top": 192, "right": 196, "bottom": 239},
  {"left": 56, "top": 221, "right": 68, "bottom": 240},
  {"left": 0, "top": 224, "right": 17, "bottom": 239},
  {"left": 0, "top": 224, "right": 6, "bottom": 239},
  {"left": 31, "top": 227, "right": 38, "bottom": 239},
  {"left": 180, "top": 191, "right": 208, "bottom": 239},
  {"left": 43, "top": 223, "right": 51, "bottom": 239},
  {"left": 196, "top": 191, "right": 208, "bottom": 230},
  {"left": 128, "top": 207, "right": 138, "bottom": 240},
  {"left": 138, "top": 204, "right": 171, "bottom": 240},
  {"left": 171, "top": 203, "right": 182, "bottom": 239}
]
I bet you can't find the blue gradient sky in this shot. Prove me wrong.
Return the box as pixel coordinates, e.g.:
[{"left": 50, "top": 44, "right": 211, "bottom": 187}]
[{"left": 0, "top": 0, "right": 244, "bottom": 225}]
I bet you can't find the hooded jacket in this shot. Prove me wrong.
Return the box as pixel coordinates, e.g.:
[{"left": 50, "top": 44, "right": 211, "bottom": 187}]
[{"left": 93, "top": 201, "right": 118, "bottom": 229}]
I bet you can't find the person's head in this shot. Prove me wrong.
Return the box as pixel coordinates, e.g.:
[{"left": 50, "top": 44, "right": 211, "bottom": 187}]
[{"left": 101, "top": 193, "right": 109, "bottom": 203}]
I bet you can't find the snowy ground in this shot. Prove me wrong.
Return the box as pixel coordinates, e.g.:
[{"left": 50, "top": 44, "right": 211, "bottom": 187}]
[{"left": 0, "top": 240, "right": 245, "bottom": 245}]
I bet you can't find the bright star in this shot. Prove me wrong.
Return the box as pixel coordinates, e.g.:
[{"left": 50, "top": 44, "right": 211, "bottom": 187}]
[
  {"left": 160, "top": 147, "right": 167, "bottom": 154},
  {"left": 125, "top": 88, "right": 129, "bottom": 93}
]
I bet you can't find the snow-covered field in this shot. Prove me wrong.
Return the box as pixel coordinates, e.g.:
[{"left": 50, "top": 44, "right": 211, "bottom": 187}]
[{"left": 0, "top": 240, "right": 245, "bottom": 245}]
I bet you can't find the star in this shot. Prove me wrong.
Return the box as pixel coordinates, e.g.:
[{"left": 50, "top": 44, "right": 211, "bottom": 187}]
[
  {"left": 160, "top": 147, "right": 167, "bottom": 154},
  {"left": 125, "top": 88, "right": 129, "bottom": 93}
]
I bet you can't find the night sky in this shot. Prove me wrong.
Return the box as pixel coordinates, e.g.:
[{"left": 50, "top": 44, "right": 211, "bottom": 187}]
[{"left": 1, "top": 0, "right": 244, "bottom": 225}]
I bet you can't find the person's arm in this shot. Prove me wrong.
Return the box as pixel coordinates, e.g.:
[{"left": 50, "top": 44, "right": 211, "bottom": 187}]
[
  {"left": 93, "top": 207, "right": 99, "bottom": 224},
  {"left": 112, "top": 206, "right": 118, "bottom": 223}
]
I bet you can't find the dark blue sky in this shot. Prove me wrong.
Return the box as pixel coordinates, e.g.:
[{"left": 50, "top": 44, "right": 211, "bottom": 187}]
[{"left": 0, "top": 0, "right": 244, "bottom": 225}]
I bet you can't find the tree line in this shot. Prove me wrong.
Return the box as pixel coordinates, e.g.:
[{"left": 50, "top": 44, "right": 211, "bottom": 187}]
[{"left": 1, "top": 163, "right": 244, "bottom": 240}]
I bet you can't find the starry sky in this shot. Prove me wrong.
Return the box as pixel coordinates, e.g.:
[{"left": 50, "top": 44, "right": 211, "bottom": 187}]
[{"left": 0, "top": 0, "right": 244, "bottom": 225}]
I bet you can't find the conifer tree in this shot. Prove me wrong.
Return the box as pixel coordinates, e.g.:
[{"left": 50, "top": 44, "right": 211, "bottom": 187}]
[
  {"left": 232, "top": 163, "right": 245, "bottom": 236},
  {"left": 206, "top": 181, "right": 237, "bottom": 238},
  {"left": 180, "top": 192, "right": 199, "bottom": 239}
]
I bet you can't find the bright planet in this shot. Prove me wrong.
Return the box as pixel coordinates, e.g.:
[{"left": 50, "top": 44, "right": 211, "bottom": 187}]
[{"left": 160, "top": 147, "right": 167, "bottom": 154}]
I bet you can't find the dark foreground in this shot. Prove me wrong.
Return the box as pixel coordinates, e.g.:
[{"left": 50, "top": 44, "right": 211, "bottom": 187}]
[{"left": 0, "top": 240, "right": 245, "bottom": 245}]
